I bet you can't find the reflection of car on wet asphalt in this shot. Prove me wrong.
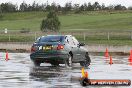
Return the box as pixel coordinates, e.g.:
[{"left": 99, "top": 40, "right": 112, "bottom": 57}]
[{"left": 30, "top": 35, "right": 91, "bottom": 67}]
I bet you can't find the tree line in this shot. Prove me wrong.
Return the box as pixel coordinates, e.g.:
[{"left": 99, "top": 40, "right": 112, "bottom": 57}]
[{"left": 0, "top": 1, "right": 132, "bottom": 13}]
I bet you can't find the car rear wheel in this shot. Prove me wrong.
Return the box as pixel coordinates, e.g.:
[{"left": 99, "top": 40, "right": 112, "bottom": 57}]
[
  {"left": 34, "top": 61, "right": 41, "bottom": 66},
  {"left": 80, "top": 53, "right": 91, "bottom": 67},
  {"left": 65, "top": 55, "right": 72, "bottom": 67}
]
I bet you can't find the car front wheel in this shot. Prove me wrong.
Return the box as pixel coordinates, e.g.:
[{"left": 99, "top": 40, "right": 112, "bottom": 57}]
[
  {"left": 34, "top": 61, "right": 41, "bottom": 66},
  {"left": 80, "top": 53, "right": 91, "bottom": 67}
]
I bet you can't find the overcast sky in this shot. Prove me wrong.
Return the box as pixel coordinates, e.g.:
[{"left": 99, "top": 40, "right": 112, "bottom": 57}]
[{"left": 0, "top": 0, "right": 132, "bottom": 7}]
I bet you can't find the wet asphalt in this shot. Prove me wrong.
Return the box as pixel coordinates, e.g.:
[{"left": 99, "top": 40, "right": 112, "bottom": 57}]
[{"left": 0, "top": 53, "right": 132, "bottom": 88}]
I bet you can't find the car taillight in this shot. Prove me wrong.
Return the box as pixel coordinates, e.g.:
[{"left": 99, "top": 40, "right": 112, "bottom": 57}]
[
  {"left": 31, "top": 46, "right": 38, "bottom": 53},
  {"left": 57, "top": 44, "right": 64, "bottom": 50}
]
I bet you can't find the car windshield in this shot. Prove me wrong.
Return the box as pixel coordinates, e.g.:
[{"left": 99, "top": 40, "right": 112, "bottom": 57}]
[{"left": 39, "top": 36, "right": 64, "bottom": 42}]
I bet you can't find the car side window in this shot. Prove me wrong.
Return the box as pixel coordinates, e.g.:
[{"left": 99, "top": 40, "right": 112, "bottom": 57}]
[
  {"left": 65, "top": 37, "right": 69, "bottom": 43},
  {"left": 72, "top": 36, "right": 79, "bottom": 46},
  {"left": 66, "top": 36, "right": 75, "bottom": 46},
  {"left": 35, "top": 37, "right": 41, "bottom": 43}
]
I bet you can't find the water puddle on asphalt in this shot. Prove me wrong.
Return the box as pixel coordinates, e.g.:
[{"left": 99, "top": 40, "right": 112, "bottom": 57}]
[{"left": 0, "top": 53, "right": 132, "bottom": 88}]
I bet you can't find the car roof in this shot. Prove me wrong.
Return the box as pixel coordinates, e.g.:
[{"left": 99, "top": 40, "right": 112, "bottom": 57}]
[
  {"left": 46, "top": 35, "right": 72, "bottom": 37},
  {"left": 39, "top": 35, "right": 72, "bottom": 40}
]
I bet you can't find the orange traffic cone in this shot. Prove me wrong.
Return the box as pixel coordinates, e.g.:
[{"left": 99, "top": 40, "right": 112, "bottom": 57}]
[
  {"left": 129, "top": 50, "right": 132, "bottom": 60},
  {"left": 129, "top": 63, "right": 132, "bottom": 66},
  {"left": 128, "top": 50, "right": 132, "bottom": 66},
  {"left": 6, "top": 51, "right": 9, "bottom": 61},
  {"left": 129, "top": 58, "right": 132, "bottom": 66},
  {"left": 85, "top": 71, "right": 88, "bottom": 78},
  {"left": 109, "top": 56, "right": 113, "bottom": 65},
  {"left": 128, "top": 50, "right": 132, "bottom": 65},
  {"left": 105, "top": 48, "right": 109, "bottom": 58}
]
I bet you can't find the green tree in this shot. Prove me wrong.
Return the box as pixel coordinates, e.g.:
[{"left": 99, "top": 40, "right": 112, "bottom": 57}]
[
  {"left": 128, "top": 6, "right": 132, "bottom": 10},
  {"left": 0, "top": 5, "right": 3, "bottom": 19},
  {"left": 87, "top": 2, "right": 94, "bottom": 11},
  {"left": 41, "top": 11, "right": 60, "bottom": 32},
  {"left": 114, "top": 4, "right": 126, "bottom": 10},
  {"left": 93, "top": 2, "right": 101, "bottom": 10},
  {"left": 1, "top": 2, "right": 17, "bottom": 12},
  {"left": 62, "top": 2, "right": 72, "bottom": 14},
  {"left": 101, "top": 3, "right": 105, "bottom": 10}
]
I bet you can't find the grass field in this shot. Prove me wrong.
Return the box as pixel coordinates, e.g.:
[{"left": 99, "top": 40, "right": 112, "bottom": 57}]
[
  {"left": 0, "top": 11, "right": 132, "bottom": 31},
  {"left": 0, "top": 11, "right": 132, "bottom": 45}
]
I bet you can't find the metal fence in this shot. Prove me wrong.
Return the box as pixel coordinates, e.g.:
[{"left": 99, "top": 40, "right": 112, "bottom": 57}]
[{"left": 0, "top": 30, "right": 132, "bottom": 43}]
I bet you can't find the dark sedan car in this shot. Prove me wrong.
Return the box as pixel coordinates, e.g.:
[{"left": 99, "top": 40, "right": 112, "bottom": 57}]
[{"left": 30, "top": 35, "right": 91, "bottom": 67}]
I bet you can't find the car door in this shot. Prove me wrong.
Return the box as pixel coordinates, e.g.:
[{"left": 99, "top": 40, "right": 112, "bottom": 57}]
[
  {"left": 71, "top": 36, "right": 82, "bottom": 61},
  {"left": 78, "top": 38, "right": 88, "bottom": 60},
  {"left": 66, "top": 36, "right": 80, "bottom": 61},
  {"left": 78, "top": 42, "right": 87, "bottom": 61}
]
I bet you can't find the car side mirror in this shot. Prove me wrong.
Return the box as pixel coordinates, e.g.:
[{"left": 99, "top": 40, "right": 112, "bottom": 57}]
[{"left": 79, "top": 43, "right": 85, "bottom": 46}]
